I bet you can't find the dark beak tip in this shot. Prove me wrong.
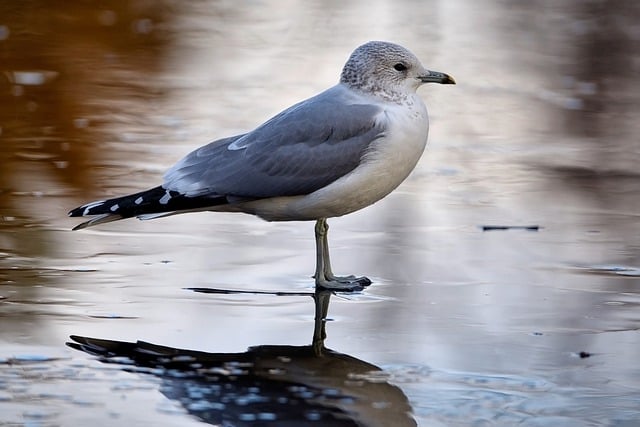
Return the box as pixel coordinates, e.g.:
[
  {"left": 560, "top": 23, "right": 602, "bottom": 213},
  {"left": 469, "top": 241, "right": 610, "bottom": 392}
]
[{"left": 420, "top": 72, "right": 456, "bottom": 85}]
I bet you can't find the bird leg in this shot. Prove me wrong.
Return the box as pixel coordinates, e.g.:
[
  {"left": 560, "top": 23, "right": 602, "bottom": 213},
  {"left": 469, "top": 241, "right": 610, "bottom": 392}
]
[{"left": 313, "top": 218, "right": 372, "bottom": 290}]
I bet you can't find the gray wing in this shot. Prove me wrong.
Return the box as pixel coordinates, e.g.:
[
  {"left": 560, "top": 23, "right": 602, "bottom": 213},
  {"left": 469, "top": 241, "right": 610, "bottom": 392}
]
[{"left": 163, "top": 87, "right": 385, "bottom": 198}]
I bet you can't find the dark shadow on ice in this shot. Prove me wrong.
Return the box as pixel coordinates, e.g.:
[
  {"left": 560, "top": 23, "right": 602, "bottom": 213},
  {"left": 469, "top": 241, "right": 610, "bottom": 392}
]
[
  {"left": 67, "top": 289, "right": 417, "bottom": 427},
  {"left": 186, "top": 287, "right": 315, "bottom": 297}
]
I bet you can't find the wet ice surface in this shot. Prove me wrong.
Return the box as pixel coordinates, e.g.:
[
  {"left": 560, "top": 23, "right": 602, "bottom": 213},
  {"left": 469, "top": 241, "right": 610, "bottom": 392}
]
[{"left": 1, "top": 1, "right": 640, "bottom": 426}]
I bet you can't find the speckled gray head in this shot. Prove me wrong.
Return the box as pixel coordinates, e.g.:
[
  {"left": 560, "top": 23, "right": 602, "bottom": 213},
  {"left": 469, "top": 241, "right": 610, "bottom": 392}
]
[{"left": 340, "top": 41, "right": 455, "bottom": 99}]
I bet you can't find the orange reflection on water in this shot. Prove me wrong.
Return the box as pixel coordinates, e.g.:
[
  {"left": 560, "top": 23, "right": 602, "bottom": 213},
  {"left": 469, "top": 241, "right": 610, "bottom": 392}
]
[{"left": 0, "top": 1, "right": 174, "bottom": 201}]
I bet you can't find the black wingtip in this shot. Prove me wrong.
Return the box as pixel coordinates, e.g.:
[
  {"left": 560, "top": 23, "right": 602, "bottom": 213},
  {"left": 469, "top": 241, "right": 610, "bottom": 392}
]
[
  {"left": 68, "top": 200, "right": 107, "bottom": 217},
  {"left": 68, "top": 186, "right": 229, "bottom": 229}
]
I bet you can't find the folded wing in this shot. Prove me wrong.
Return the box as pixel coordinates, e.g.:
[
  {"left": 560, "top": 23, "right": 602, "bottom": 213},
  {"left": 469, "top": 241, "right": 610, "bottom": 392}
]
[{"left": 163, "top": 86, "right": 386, "bottom": 199}]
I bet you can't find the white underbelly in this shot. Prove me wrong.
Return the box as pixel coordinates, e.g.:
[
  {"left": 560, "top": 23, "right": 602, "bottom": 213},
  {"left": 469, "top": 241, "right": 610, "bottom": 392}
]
[{"left": 290, "top": 133, "right": 428, "bottom": 218}]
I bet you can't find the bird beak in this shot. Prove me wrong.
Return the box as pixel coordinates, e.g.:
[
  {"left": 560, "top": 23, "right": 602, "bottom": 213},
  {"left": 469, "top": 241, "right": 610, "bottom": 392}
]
[{"left": 419, "top": 70, "right": 456, "bottom": 85}]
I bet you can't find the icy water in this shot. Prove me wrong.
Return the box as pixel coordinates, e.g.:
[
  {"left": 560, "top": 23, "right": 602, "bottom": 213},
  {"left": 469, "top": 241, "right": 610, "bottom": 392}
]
[{"left": 1, "top": 1, "right": 640, "bottom": 426}]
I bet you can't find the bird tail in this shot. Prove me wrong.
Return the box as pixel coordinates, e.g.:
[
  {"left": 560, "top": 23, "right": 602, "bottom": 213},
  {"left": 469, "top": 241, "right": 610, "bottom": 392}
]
[{"left": 68, "top": 186, "right": 228, "bottom": 231}]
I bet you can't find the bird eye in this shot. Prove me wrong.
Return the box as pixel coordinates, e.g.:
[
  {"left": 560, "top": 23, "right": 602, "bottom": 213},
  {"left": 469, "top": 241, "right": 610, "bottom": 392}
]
[{"left": 393, "top": 63, "right": 407, "bottom": 71}]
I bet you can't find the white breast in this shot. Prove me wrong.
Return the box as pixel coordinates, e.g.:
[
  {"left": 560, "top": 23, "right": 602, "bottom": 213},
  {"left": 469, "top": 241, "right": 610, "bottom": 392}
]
[{"left": 243, "top": 94, "right": 430, "bottom": 221}]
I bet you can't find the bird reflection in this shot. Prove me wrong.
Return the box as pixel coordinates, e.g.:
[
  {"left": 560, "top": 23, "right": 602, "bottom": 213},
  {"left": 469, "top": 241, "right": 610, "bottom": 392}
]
[{"left": 67, "top": 289, "right": 416, "bottom": 427}]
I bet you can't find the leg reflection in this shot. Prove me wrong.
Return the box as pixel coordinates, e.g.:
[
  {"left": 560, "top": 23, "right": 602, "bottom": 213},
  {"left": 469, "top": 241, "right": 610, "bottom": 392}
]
[{"left": 312, "top": 289, "right": 332, "bottom": 356}]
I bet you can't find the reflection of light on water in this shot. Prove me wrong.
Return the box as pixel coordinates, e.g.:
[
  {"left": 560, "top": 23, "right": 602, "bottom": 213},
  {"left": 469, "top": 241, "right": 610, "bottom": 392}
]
[
  {"left": 6, "top": 70, "right": 59, "bottom": 86},
  {"left": 386, "top": 364, "right": 638, "bottom": 425}
]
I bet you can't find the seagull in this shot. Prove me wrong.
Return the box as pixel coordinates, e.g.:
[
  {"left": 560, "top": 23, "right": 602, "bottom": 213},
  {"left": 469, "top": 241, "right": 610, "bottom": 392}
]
[{"left": 69, "top": 41, "right": 455, "bottom": 290}]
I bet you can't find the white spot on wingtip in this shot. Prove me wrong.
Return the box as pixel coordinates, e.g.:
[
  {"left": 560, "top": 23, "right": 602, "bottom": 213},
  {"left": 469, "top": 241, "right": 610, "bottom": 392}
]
[
  {"left": 134, "top": 197, "right": 143, "bottom": 205},
  {"left": 110, "top": 204, "right": 119, "bottom": 212},
  {"left": 159, "top": 191, "right": 171, "bottom": 205},
  {"left": 82, "top": 200, "right": 106, "bottom": 216}
]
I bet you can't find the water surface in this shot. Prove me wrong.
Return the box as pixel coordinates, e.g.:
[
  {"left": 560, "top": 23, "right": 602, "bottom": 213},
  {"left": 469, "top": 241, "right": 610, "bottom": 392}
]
[{"left": 1, "top": 1, "right": 639, "bottom": 426}]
